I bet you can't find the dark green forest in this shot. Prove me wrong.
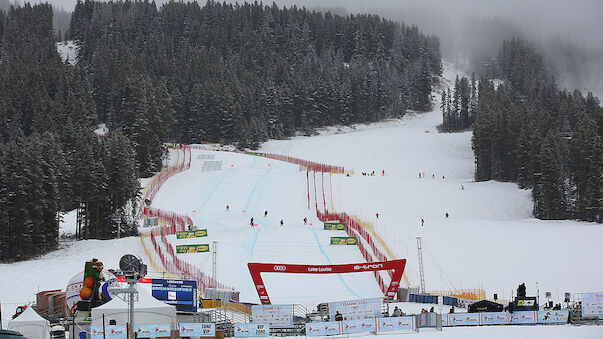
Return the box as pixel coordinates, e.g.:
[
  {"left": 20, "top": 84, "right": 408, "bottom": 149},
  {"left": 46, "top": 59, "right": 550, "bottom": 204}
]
[
  {"left": 0, "top": 1, "right": 441, "bottom": 261},
  {"left": 442, "top": 38, "right": 603, "bottom": 222}
]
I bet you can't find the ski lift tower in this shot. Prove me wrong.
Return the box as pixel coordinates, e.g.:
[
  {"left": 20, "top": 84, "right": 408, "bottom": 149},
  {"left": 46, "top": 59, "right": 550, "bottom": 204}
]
[
  {"left": 416, "top": 237, "right": 426, "bottom": 294},
  {"left": 109, "top": 254, "right": 147, "bottom": 338}
]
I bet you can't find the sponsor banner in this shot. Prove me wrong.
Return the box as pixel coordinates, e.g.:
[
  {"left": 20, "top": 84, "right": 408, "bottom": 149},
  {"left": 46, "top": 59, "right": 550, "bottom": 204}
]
[
  {"left": 582, "top": 292, "right": 603, "bottom": 318},
  {"left": 538, "top": 310, "right": 569, "bottom": 324},
  {"left": 234, "top": 324, "right": 270, "bottom": 337},
  {"left": 377, "top": 316, "right": 415, "bottom": 332},
  {"left": 509, "top": 311, "right": 537, "bottom": 325},
  {"left": 329, "top": 298, "right": 383, "bottom": 321},
  {"left": 134, "top": 323, "right": 171, "bottom": 338},
  {"left": 176, "top": 229, "right": 208, "bottom": 238},
  {"left": 323, "top": 222, "right": 346, "bottom": 230},
  {"left": 305, "top": 322, "right": 340, "bottom": 336},
  {"left": 252, "top": 304, "right": 294, "bottom": 328},
  {"left": 179, "top": 323, "right": 215, "bottom": 337},
  {"left": 447, "top": 313, "right": 480, "bottom": 326},
  {"left": 91, "top": 325, "right": 127, "bottom": 339},
  {"left": 176, "top": 244, "right": 209, "bottom": 253},
  {"left": 342, "top": 319, "right": 376, "bottom": 334},
  {"left": 330, "top": 236, "right": 357, "bottom": 245},
  {"left": 481, "top": 312, "right": 508, "bottom": 325},
  {"left": 246, "top": 152, "right": 267, "bottom": 157}
]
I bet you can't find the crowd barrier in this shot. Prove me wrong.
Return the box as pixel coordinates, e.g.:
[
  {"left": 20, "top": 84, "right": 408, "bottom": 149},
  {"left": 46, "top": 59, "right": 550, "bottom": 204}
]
[
  {"left": 305, "top": 316, "right": 417, "bottom": 336},
  {"left": 441, "top": 310, "right": 569, "bottom": 326}
]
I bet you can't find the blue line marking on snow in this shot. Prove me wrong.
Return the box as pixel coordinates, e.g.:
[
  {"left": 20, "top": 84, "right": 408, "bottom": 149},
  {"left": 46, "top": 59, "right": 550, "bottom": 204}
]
[
  {"left": 244, "top": 168, "right": 271, "bottom": 211},
  {"left": 310, "top": 228, "right": 360, "bottom": 298},
  {"left": 197, "top": 170, "right": 231, "bottom": 213},
  {"left": 250, "top": 228, "right": 260, "bottom": 258}
]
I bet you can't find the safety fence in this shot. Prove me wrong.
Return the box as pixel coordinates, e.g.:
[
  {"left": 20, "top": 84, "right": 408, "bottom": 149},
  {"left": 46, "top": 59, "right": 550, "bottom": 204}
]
[
  {"left": 242, "top": 150, "right": 397, "bottom": 298},
  {"left": 140, "top": 145, "right": 234, "bottom": 293}
]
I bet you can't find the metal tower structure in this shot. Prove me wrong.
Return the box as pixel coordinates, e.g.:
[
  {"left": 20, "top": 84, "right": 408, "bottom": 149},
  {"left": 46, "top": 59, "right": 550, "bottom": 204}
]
[{"left": 416, "top": 236, "right": 426, "bottom": 293}]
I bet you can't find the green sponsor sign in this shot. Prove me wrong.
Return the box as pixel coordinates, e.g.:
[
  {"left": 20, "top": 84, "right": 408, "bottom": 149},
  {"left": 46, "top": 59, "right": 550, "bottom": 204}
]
[
  {"left": 324, "top": 222, "right": 346, "bottom": 230},
  {"left": 330, "top": 237, "right": 357, "bottom": 245},
  {"left": 176, "top": 229, "right": 208, "bottom": 239},
  {"left": 246, "top": 152, "right": 267, "bottom": 157},
  {"left": 176, "top": 244, "right": 210, "bottom": 253}
]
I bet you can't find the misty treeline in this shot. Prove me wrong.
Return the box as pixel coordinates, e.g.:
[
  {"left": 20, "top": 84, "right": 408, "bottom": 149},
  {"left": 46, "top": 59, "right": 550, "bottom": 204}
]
[
  {"left": 0, "top": 4, "right": 140, "bottom": 262},
  {"left": 444, "top": 37, "right": 603, "bottom": 222},
  {"left": 456, "top": 16, "right": 603, "bottom": 100},
  {"left": 69, "top": 0, "right": 441, "bottom": 152}
]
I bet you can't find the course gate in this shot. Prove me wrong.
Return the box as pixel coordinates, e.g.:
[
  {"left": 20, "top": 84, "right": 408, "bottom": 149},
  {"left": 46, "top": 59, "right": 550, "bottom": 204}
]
[{"left": 248, "top": 259, "right": 406, "bottom": 305}]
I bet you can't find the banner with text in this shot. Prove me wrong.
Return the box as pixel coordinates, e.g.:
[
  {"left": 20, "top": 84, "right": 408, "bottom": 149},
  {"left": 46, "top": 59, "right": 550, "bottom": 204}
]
[
  {"left": 537, "top": 310, "right": 569, "bottom": 324},
  {"left": 376, "top": 316, "right": 415, "bottom": 333},
  {"left": 252, "top": 304, "right": 294, "bottom": 328},
  {"left": 481, "top": 312, "right": 508, "bottom": 325},
  {"left": 134, "top": 323, "right": 171, "bottom": 338},
  {"left": 582, "top": 292, "right": 603, "bottom": 318},
  {"left": 176, "top": 229, "right": 208, "bottom": 239},
  {"left": 324, "top": 222, "right": 346, "bottom": 230},
  {"left": 179, "top": 323, "right": 215, "bottom": 337},
  {"left": 234, "top": 324, "right": 270, "bottom": 337},
  {"left": 330, "top": 237, "right": 357, "bottom": 245},
  {"left": 509, "top": 311, "right": 537, "bottom": 325},
  {"left": 176, "top": 244, "right": 209, "bottom": 253},
  {"left": 342, "top": 318, "right": 377, "bottom": 334},
  {"left": 305, "top": 322, "right": 340, "bottom": 336},
  {"left": 446, "top": 313, "right": 480, "bottom": 326},
  {"left": 328, "top": 298, "right": 383, "bottom": 321},
  {"left": 91, "top": 325, "right": 127, "bottom": 339}
]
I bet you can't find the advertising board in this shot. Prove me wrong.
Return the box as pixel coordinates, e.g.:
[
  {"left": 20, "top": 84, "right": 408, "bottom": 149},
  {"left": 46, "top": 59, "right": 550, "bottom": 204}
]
[
  {"left": 179, "top": 323, "right": 215, "bottom": 337},
  {"left": 305, "top": 322, "right": 340, "bottom": 336},
  {"left": 133, "top": 323, "right": 171, "bottom": 338},
  {"left": 176, "top": 244, "right": 210, "bottom": 253},
  {"left": 91, "top": 325, "right": 127, "bottom": 339},
  {"left": 480, "top": 312, "right": 508, "bottom": 325},
  {"left": 176, "top": 230, "right": 208, "bottom": 238},
  {"left": 537, "top": 310, "right": 569, "bottom": 324},
  {"left": 234, "top": 324, "right": 270, "bottom": 337},
  {"left": 446, "top": 313, "right": 480, "bottom": 326},
  {"left": 252, "top": 304, "right": 294, "bottom": 328},
  {"left": 342, "top": 319, "right": 376, "bottom": 334},
  {"left": 581, "top": 292, "right": 603, "bottom": 318},
  {"left": 151, "top": 279, "right": 198, "bottom": 312},
  {"left": 509, "top": 311, "right": 537, "bottom": 324},
  {"left": 377, "top": 316, "right": 415, "bottom": 332},
  {"left": 323, "top": 222, "right": 346, "bottom": 230},
  {"left": 329, "top": 237, "right": 357, "bottom": 245},
  {"left": 328, "top": 298, "right": 383, "bottom": 321}
]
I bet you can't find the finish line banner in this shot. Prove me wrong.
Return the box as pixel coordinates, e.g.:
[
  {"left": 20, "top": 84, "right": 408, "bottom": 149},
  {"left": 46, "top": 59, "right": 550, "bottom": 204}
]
[
  {"left": 176, "top": 244, "right": 210, "bottom": 253},
  {"left": 176, "top": 229, "right": 208, "bottom": 238},
  {"left": 330, "top": 236, "right": 357, "bottom": 245}
]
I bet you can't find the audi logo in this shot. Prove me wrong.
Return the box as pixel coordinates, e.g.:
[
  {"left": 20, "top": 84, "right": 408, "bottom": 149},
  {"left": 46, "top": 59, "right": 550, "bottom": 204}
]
[{"left": 273, "top": 265, "right": 286, "bottom": 271}]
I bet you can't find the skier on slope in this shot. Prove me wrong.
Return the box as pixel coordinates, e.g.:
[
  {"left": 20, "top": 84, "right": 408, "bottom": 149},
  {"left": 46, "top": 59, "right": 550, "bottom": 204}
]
[
  {"left": 226, "top": 205, "right": 230, "bottom": 212},
  {"left": 250, "top": 217, "right": 254, "bottom": 227},
  {"left": 280, "top": 219, "right": 284, "bottom": 227},
  {"left": 303, "top": 217, "right": 308, "bottom": 225},
  {"left": 264, "top": 210, "right": 268, "bottom": 217}
]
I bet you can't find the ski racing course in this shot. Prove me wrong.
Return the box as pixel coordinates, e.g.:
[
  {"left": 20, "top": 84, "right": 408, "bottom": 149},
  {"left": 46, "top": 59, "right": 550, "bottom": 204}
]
[{"left": 148, "top": 148, "right": 384, "bottom": 305}]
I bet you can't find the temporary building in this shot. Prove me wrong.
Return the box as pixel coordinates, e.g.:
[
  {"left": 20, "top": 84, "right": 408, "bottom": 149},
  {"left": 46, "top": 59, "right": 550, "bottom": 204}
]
[
  {"left": 7, "top": 306, "right": 51, "bottom": 339},
  {"left": 90, "top": 285, "right": 177, "bottom": 329}
]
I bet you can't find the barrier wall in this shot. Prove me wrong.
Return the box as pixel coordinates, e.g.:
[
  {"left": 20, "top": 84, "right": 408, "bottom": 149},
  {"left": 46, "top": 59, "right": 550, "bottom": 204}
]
[
  {"left": 441, "top": 311, "right": 569, "bottom": 326},
  {"left": 305, "top": 317, "right": 416, "bottom": 337}
]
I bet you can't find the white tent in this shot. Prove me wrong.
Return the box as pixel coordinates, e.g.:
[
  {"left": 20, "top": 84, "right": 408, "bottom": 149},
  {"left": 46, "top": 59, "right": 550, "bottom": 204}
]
[
  {"left": 7, "top": 306, "right": 51, "bottom": 339},
  {"left": 91, "top": 285, "right": 177, "bottom": 329}
]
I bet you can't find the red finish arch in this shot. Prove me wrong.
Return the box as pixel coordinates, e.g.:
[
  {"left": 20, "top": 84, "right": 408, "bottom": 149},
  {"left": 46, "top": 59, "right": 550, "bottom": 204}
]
[{"left": 248, "top": 259, "right": 406, "bottom": 305}]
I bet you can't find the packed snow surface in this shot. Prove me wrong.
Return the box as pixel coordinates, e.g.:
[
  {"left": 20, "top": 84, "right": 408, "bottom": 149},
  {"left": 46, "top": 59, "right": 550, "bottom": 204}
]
[{"left": 1, "top": 62, "right": 602, "bottom": 339}]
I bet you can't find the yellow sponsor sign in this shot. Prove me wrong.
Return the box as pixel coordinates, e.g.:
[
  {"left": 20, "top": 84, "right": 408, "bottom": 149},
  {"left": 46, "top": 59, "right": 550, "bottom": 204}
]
[
  {"left": 176, "top": 230, "right": 208, "bottom": 239},
  {"left": 330, "top": 237, "right": 357, "bottom": 245},
  {"left": 176, "top": 244, "right": 210, "bottom": 253}
]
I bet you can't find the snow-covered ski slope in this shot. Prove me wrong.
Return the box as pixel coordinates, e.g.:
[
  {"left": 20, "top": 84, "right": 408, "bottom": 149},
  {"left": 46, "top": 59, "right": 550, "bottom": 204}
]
[
  {"left": 261, "top": 62, "right": 603, "bottom": 301},
  {"left": 150, "top": 149, "right": 383, "bottom": 304}
]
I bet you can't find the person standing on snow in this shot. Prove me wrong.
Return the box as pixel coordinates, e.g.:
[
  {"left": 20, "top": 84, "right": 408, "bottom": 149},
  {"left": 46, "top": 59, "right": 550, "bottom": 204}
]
[
  {"left": 376, "top": 213, "right": 380, "bottom": 219},
  {"left": 250, "top": 218, "right": 254, "bottom": 227},
  {"left": 226, "top": 205, "right": 230, "bottom": 212},
  {"left": 445, "top": 212, "right": 449, "bottom": 219},
  {"left": 303, "top": 217, "right": 308, "bottom": 225},
  {"left": 264, "top": 210, "right": 268, "bottom": 217},
  {"left": 421, "top": 218, "right": 424, "bottom": 226},
  {"left": 280, "top": 219, "right": 284, "bottom": 227}
]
